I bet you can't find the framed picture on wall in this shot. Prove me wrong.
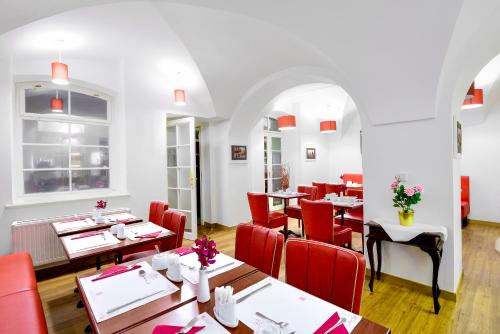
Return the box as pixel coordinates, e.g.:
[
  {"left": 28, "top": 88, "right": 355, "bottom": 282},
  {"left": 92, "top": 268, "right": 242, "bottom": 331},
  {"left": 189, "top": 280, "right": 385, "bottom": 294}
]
[
  {"left": 456, "top": 119, "right": 462, "bottom": 158},
  {"left": 231, "top": 145, "right": 247, "bottom": 161},
  {"left": 306, "top": 147, "right": 316, "bottom": 160}
]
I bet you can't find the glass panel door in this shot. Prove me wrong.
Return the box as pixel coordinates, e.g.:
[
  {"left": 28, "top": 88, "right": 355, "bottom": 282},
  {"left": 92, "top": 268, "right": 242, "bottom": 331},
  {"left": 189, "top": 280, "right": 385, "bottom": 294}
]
[
  {"left": 264, "top": 133, "right": 284, "bottom": 211},
  {"left": 167, "top": 117, "right": 197, "bottom": 240}
]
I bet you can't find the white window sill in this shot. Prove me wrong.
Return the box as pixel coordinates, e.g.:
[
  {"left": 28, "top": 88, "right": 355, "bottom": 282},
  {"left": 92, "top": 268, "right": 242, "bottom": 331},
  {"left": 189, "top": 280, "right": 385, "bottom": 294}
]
[{"left": 5, "top": 190, "right": 130, "bottom": 208}]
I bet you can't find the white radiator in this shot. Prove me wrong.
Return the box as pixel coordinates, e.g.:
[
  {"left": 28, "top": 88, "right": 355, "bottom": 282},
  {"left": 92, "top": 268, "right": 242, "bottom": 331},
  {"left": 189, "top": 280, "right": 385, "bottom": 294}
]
[{"left": 11, "top": 208, "right": 131, "bottom": 268}]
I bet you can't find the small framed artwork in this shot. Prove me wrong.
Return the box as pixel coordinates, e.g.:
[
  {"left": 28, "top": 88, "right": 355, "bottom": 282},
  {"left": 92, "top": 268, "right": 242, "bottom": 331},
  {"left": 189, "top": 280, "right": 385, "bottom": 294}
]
[
  {"left": 231, "top": 145, "right": 247, "bottom": 161},
  {"left": 306, "top": 147, "right": 316, "bottom": 161},
  {"left": 455, "top": 119, "right": 462, "bottom": 158}
]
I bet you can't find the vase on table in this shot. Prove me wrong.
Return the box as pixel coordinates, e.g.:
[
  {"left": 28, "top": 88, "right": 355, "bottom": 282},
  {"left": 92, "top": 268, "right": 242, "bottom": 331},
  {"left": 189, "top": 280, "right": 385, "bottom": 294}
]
[
  {"left": 94, "top": 209, "right": 106, "bottom": 224},
  {"left": 197, "top": 267, "right": 210, "bottom": 303},
  {"left": 399, "top": 210, "right": 414, "bottom": 226}
]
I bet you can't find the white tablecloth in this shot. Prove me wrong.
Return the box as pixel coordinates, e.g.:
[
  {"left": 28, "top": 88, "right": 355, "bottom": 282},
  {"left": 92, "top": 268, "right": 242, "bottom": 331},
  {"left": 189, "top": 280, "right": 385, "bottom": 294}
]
[{"left": 371, "top": 218, "right": 447, "bottom": 242}]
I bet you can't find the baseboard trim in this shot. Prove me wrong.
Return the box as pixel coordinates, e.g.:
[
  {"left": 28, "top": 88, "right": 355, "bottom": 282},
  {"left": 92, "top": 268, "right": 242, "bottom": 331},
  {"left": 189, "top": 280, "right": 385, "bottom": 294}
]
[
  {"left": 364, "top": 269, "right": 459, "bottom": 302},
  {"left": 469, "top": 219, "right": 500, "bottom": 227}
]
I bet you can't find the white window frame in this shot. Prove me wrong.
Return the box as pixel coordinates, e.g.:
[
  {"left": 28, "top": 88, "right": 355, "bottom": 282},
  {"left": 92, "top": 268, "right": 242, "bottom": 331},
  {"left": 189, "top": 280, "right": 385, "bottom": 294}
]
[{"left": 13, "top": 81, "right": 114, "bottom": 201}]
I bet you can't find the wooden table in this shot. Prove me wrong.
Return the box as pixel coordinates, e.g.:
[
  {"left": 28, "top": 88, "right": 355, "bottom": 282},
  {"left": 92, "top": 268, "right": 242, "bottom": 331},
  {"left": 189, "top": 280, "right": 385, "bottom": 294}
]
[
  {"left": 328, "top": 200, "right": 363, "bottom": 225},
  {"left": 60, "top": 223, "right": 175, "bottom": 269},
  {"left": 52, "top": 215, "right": 143, "bottom": 237},
  {"left": 365, "top": 221, "right": 444, "bottom": 314},
  {"left": 76, "top": 252, "right": 258, "bottom": 334},
  {"left": 123, "top": 271, "right": 391, "bottom": 334},
  {"left": 268, "top": 192, "right": 310, "bottom": 237}
]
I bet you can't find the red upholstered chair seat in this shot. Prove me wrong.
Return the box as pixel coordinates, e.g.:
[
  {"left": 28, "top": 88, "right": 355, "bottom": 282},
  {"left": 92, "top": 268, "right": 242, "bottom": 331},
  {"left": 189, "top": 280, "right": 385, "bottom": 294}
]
[
  {"left": 461, "top": 201, "right": 470, "bottom": 219},
  {"left": 285, "top": 238, "right": 366, "bottom": 314},
  {"left": 235, "top": 223, "right": 284, "bottom": 278},
  {"left": 461, "top": 176, "right": 470, "bottom": 222},
  {"left": 333, "top": 224, "right": 353, "bottom": 247},
  {"left": 0, "top": 252, "right": 48, "bottom": 334},
  {"left": 0, "top": 290, "right": 48, "bottom": 334},
  {"left": 268, "top": 211, "right": 288, "bottom": 229},
  {"left": 0, "top": 253, "right": 37, "bottom": 297}
]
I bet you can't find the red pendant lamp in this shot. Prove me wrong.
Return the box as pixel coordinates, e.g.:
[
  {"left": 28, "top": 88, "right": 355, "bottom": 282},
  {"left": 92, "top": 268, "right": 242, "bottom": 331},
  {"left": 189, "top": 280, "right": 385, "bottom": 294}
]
[
  {"left": 174, "top": 89, "right": 186, "bottom": 106},
  {"left": 320, "top": 120, "right": 337, "bottom": 133},
  {"left": 277, "top": 115, "right": 296, "bottom": 130},
  {"left": 51, "top": 91, "right": 63, "bottom": 113},
  {"left": 462, "top": 88, "right": 483, "bottom": 110}
]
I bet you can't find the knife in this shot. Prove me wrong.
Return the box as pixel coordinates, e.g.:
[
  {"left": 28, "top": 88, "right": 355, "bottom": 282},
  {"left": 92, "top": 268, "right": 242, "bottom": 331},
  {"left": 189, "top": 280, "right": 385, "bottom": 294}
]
[
  {"left": 236, "top": 282, "right": 272, "bottom": 303},
  {"left": 205, "top": 261, "right": 235, "bottom": 273},
  {"left": 107, "top": 289, "right": 165, "bottom": 314}
]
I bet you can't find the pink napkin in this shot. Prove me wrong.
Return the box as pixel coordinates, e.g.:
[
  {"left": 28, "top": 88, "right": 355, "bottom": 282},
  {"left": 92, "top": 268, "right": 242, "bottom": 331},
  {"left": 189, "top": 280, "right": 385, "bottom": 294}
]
[
  {"left": 92, "top": 264, "right": 142, "bottom": 281},
  {"left": 115, "top": 218, "right": 132, "bottom": 223},
  {"left": 136, "top": 231, "right": 162, "bottom": 239},
  {"left": 71, "top": 232, "right": 103, "bottom": 240},
  {"left": 62, "top": 217, "right": 83, "bottom": 223},
  {"left": 152, "top": 325, "right": 205, "bottom": 334},
  {"left": 175, "top": 247, "right": 194, "bottom": 256},
  {"left": 313, "top": 312, "right": 349, "bottom": 334}
]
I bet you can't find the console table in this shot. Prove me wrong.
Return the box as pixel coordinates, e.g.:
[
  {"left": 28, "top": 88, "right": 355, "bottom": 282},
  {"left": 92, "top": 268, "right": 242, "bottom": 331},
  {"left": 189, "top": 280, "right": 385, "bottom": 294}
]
[{"left": 365, "top": 220, "right": 446, "bottom": 314}]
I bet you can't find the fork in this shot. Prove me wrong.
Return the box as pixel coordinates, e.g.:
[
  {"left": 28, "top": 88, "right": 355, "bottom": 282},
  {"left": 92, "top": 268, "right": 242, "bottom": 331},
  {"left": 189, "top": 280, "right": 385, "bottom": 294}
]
[{"left": 176, "top": 315, "right": 200, "bottom": 334}]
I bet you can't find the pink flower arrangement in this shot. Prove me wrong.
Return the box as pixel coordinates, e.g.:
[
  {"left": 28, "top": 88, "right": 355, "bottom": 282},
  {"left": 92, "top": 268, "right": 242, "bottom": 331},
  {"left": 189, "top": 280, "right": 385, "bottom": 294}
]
[
  {"left": 391, "top": 177, "right": 423, "bottom": 213},
  {"left": 95, "top": 200, "right": 107, "bottom": 210},
  {"left": 192, "top": 235, "right": 219, "bottom": 269}
]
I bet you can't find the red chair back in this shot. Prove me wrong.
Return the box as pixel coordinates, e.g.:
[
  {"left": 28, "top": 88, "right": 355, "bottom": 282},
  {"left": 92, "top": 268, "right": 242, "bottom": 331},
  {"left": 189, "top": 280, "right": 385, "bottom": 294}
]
[
  {"left": 285, "top": 238, "right": 366, "bottom": 314},
  {"left": 247, "top": 192, "right": 270, "bottom": 225},
  {"left": 312, "top": 182, "right": 327, "bottom": 200},
  {"left": 301, "top": 199, "right": 334, "bottom": 244},
  {"left": 149, "top": 201, "right": 169, "bottom": 225},
  {"left": 297, "top": 185, "right": 318, "bottom": 205},
  {"left": 159, "top": 210, "right": 186, "bottom": 251},
  {"left": 461, "top": 176, "right": 470, "bottom": 202},
  {"left": 235, "top": 223, "right": 284, "bottom": 278},
  {"left": 325, "top": 183, "right": 346, "bottom": 196},
  {"left": 340, "top": 173, "right": 363, "bottom": 184}
]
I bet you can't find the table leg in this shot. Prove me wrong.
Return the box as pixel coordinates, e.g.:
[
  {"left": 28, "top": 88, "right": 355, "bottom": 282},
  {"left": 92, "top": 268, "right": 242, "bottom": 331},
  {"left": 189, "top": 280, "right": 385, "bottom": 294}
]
[
  {"left": 96, "top": 256, "right": 101, "bottom": 270},
  {"left": 424, "top": 248, "right": 442, "bottom": 314},
  {"left": 376, "top": 239, "right": 382, "bottom": 280},
  {"left": 84, "top": 324, "right": 92, "bottom": 333},
  {"left": 339, "top": 208, "right": 345, "bottom": 225},
  {"left": 367, "top": 237, "right": 376, "bottom": 292}
]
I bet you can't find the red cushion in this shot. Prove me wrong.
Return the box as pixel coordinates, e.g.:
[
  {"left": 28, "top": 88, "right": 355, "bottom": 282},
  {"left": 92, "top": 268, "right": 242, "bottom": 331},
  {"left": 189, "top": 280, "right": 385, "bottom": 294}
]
[
  {"left": 0, "top": 290, "right": 48, "bottom": 334},
  {"left": 149, "top": 201, "right": 168, "bottom": 225},
  {"left": 461, "top": 176, "right": 470, "bottom": 203},
  {"left": 461, "top": 201, "right": 470, "bottom": 219},
  {"left": 235, "top": 223, "right": 284, "bottom": 278},
  {"left": 286, "top": 204, "right": 302, "bottom": 220},
  {"left": 0, "top": 252, "right": 37, "bottom": 297},
  {"left": 341, "top": 173, "right": 363, "bottom": 184},
  {"left": 267, "top": 212, "right": 288, "bottom": 229},
  {"left": 159, "top": 210, "right": 186, "bottom": 251},
  {"left": 285, "top": 239, "right": 366, "bottom": 314},
  {"left": 333, "top": 224, "right": 352, "bottom": 246}
]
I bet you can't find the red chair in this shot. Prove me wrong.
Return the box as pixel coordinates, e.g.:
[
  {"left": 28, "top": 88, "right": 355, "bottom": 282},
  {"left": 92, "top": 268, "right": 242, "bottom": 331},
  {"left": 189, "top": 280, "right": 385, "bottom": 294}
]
[
  {"left": 286, "top": 185, "right": 318, "bottom": 234},
  {"left": 235, "top": 223, "right": 284, "bottom": 278},
  {"left": 149, "top": 201, "right": 169, "bottom": 225},
  {"left": 340, "top": 173, "right": 363, "bottom": 185},
  {"left": 325, "top": 183, "right": 347, "bottom": 196},
  {"left": 285, "top": 238, "right": 366, "bottom": 314},
  {"left": 461, "top": 176, "right": 470, "bottom": 226},
  {"left": 301, "top": 199, "right": 352, "bottom": 248},
  {"left": 312, "top": 182, "right": 327, "bottom": 200},
  {"left": 336, "top": 188, "right": 364, "bottom": 253},
  {"left": 247, "top": 192, "right": 288, "bottom": 237}
]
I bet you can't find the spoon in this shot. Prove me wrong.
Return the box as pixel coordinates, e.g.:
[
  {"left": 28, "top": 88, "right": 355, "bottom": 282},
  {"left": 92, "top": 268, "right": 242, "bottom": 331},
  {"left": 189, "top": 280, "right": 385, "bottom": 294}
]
[
  {"left": 138, "top": 269, "right": 150, "bottom": 284},
  {"left": 324, "top": 317, "right": 347, "bottom": 334},
  {"left": 255, "top": 312, "right": 288, "bottom": 329}
]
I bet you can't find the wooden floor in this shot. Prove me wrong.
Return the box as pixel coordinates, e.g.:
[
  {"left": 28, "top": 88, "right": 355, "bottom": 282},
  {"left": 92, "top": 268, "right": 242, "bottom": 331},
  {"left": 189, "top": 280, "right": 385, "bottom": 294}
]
[{"left": 37, "top": 220, "right": 500, "bottom": 334}]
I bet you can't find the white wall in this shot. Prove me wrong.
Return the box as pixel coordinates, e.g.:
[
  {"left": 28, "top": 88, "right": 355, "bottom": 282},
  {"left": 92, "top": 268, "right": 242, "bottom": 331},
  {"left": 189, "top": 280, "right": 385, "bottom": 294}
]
[{"left": 461, "top": 102, "right": 500, "bottom": 223}]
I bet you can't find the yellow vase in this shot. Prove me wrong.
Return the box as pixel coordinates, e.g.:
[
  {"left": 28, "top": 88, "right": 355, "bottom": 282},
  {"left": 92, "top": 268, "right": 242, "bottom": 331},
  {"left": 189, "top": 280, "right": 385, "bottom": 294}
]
[{"left": 399, "top": 211, "right": 414, "bottom": 226}]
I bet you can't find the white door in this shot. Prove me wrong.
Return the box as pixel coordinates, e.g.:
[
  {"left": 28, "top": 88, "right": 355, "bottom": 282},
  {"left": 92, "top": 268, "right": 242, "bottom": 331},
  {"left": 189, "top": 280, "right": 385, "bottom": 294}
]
[
  {"left": 167, "top": 117, "right": 197, "bottom": 240},
  {"left": 264, "top": 133, "right": 284, "bottom": 211}
]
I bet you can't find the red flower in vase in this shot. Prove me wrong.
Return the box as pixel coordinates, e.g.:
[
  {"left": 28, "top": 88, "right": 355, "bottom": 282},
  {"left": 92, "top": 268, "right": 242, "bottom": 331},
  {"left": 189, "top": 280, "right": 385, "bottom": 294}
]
[
  {"left": 192, "top": 235, "right": 219, "bottom": 268},
  {"left": 95, "top": 200, "right": 107, "bottom": 210}
]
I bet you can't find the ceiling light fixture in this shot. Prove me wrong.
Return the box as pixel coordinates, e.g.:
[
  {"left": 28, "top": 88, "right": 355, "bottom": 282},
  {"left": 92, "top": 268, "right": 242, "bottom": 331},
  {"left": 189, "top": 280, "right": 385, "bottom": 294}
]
[
  {"left": 462, "top": 88, "right": 484, "bottom": 110},
  {"left": 277, "top": 115, "right": 296, "bottom": 130},
  {"left": 320, "top": 120, "right": 337, "bottom": 133},
  {"left": 174, "top": 89, "right": 186, "bottom": 106},
  {"left": 51, "top": 41, "right": 69, "bottom": 85}
]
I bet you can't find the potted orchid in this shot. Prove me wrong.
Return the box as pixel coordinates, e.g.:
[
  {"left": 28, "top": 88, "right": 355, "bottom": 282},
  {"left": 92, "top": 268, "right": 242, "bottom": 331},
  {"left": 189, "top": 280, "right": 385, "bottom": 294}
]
[
  {"left": 280, "top": 164, "right": 290, "bottom": 192},
  {"left": 391, "top": 177, "right": 424, "bottom": 226},
  {"left": 94, "top": 200, "right": 107, "bottom": 224},
  {"left": 192, "top": 235, "right": 219, "bottom": 303}
]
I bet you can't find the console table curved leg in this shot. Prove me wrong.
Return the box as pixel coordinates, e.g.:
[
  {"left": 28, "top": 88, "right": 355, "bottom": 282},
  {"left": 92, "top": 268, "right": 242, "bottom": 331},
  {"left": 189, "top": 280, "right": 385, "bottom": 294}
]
[
  {"left": 376, "top": 239, "right": 382, "bottom": 280},
  {"left": 425, "top": 248, "right": 442, "bottom": 314},
  {"left": 367, "top": 237, "right": 376, "bottom": 292}
]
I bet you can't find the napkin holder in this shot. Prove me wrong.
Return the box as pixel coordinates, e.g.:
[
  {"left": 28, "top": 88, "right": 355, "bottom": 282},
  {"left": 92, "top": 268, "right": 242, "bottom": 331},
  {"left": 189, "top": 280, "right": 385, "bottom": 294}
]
[
  {"left": 152, "top": 253, "right": 168, "bottom": 271},
  {"left": 214, "top": 287, "right": 238, "bottom": 328},
  {"left": 166, "top": 254, "right": 183, "bottom": 282}
]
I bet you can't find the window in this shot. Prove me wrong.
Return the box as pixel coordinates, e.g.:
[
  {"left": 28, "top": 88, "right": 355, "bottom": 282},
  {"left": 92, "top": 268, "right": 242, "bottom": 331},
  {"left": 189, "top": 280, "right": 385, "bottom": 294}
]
[{"left": 17, "top": 82, "right": 111, "bottom": 195}]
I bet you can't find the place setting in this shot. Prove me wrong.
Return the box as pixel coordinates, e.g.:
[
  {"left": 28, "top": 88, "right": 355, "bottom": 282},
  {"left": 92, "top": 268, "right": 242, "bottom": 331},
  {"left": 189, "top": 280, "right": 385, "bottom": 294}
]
[
  {"left": 62, "top": 230, "right": 120, "bottom": 255},
  {"left": 122, "top": 222, "right": 170, "bottom": 241},
  {"left": 53, "top": 217, "right": 96, "bottom": 233}
]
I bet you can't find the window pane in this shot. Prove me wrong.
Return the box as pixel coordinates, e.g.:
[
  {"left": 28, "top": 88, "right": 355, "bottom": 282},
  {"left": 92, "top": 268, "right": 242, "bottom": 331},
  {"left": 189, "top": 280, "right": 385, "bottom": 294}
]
[
  {"left": 70, "top": 124, "right": 109, "bottom": 146},
  {"left": 272, "top": 151, "right": 281, "bottom": 164},
  {"left": 72, "top": 169, "right": 109, "bottom": 190},
  {"left": 167, "top": 126, "right": 177, "bottom": 146},
  {"left": 167, "top": 148, "right": 177, "bottom": 167},
  {"left": 271, "top": 137, "right": 281, "bottom": 150},
  {"left": 272, "top": 165, "right": 281, "bottom": 178},
  {"left": 269, "top": 118, "right": 279, "bottom": 132},
  {"left": 71, "top": 91, "right": 107, "bottom": 120},
  {"left": 25, "top": 88, "right": 69, "bottom": 115},
  {"left": 272, "top": 179, "right": 281, "bottom": 192},
  {"left": 23, "top": 145, "right": 68, "bottom": 169},
  {"left": 24, "top": 170, "right": 69, "bottom": 193},
  {"left": 71, "top": 147, "right": 109, "bottom": 168},
  {"left": 23, "top": 120, "right": 69, "bottom": 144}
]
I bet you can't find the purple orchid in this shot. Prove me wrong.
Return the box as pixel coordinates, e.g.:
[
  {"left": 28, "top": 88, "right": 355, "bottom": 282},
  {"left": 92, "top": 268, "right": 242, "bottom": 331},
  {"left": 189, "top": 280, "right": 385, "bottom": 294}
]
[
  {"left": 192, "top": 234, "right": 219, "bottom": 269},
  {"left": 95, "top": 200, "right": 107, "bottom": 210}
]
